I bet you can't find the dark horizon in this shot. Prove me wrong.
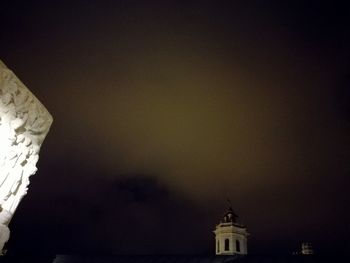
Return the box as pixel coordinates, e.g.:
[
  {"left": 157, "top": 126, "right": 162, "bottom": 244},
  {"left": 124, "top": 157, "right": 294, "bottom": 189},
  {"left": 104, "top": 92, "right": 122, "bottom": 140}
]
[{"left": 1, "top": 0, "right": 349, "bottom": 256}]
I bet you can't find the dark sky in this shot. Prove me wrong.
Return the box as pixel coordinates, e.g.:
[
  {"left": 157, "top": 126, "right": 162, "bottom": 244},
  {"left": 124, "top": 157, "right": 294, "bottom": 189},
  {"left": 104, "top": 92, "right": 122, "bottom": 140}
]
[{"left": 1, "top": 0, "right": 350, "bottom": 256}]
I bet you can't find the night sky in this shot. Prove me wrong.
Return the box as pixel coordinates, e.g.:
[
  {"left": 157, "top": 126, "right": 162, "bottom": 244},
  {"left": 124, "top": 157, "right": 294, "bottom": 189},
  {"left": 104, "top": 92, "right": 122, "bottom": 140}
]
[{"left": 1, "top": 0, "right": 350, "bottom": 256}]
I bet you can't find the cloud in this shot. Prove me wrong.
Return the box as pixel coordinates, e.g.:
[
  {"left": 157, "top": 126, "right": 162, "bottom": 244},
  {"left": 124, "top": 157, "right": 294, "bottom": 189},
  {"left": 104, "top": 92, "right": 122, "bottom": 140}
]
[{"left": 8, "top": 173, "right": 213, "bottom": 254}]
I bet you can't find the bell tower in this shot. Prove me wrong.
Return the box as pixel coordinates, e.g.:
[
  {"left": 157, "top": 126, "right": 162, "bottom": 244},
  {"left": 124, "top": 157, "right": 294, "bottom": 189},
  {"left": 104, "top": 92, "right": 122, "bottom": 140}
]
[{"left": 213, "top": 202, "right": 248, "bottom": 255}]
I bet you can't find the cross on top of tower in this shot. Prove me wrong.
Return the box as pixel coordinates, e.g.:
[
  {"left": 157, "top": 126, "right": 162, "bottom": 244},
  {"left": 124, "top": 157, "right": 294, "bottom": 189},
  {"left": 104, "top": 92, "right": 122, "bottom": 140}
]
[{"left": 222, "top": 199, "right": 238, "bottom": 223}]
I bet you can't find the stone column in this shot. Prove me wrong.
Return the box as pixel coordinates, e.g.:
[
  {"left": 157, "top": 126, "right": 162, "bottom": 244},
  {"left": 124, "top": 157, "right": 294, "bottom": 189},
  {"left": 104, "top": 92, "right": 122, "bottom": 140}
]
[{"left": 0, "top": 60, "right": 53, "bottom": 252}]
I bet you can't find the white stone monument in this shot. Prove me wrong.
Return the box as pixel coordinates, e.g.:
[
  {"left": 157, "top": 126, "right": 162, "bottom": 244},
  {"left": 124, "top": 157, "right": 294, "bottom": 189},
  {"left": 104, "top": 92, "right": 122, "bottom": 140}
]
[{"left": 0, "top": 60, "right": 53, "bottom": 252}]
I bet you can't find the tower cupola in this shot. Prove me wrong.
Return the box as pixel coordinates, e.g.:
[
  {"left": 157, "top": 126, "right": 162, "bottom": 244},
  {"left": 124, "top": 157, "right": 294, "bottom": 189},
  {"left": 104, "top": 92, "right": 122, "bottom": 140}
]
[{"left": 213, "top": 202, "right": 248, "bottom": 255}]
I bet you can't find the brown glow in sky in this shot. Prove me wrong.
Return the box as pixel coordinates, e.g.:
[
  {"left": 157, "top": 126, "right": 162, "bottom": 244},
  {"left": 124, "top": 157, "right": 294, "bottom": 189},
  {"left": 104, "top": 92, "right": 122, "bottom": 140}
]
[
  {"left": 47, "top": 26, "right": 346, "bottom": 201},
  {"left": 1, "top": 0, "right": 349, "bottom": 255}
]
